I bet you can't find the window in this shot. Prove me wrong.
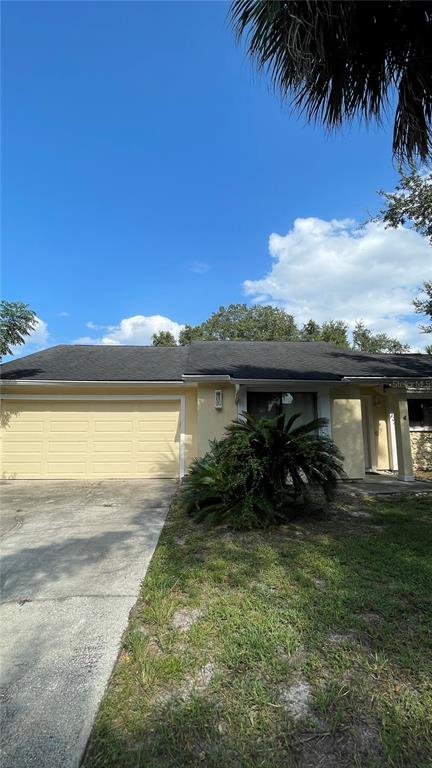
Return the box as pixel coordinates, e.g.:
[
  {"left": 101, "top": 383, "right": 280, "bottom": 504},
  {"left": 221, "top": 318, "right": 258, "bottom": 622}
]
[
  {"left": 408, "top": 398, "right": 432, "bottom": 430},
  {"left": 247, "top": 391, "right": 317, "bottom": 426}
]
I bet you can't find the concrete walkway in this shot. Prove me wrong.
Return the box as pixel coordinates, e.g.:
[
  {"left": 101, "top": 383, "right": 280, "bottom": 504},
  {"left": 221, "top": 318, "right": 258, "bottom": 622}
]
[
  {"left": 339, "top": 472, "right": 432, "bottom": 496},
  {"left": 0, "top": 479, "right": 175, "bottom": 768}
]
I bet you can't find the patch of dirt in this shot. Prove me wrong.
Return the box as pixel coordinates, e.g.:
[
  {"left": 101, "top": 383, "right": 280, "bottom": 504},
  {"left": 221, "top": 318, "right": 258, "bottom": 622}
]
[
  {"left": 195, "top": 661, "right": 215, "bottom": 690},
  {"left": 137, "top": 626, "right": 149, "bottom": 637},
  {"left": 278, "top": 681, "right": 312, "bottom": 721},
  {"left": 297, "top": 722, "right": 385, "bottom": 768},
  {"left": 346, "top": 508, "right": 372, "bottom": 519},
  {"left": 172, "top": 607, "right": 204, "bottom": 632},
  {"left": 314, "top": 578, "right": 326, "bottom": 589},
  {"left": 327, "top": 631, "right": 357, "bottom": 646},
  {"left": 146, "top": 638, "right": 162, "bottom": 656},
  {"left": 361, "top": 611, "right": 383, "bottom": 626}
]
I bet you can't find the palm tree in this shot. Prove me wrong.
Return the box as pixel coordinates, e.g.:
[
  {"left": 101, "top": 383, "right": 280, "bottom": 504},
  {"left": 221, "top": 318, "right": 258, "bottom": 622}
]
[{"left": 230, "top": 1, "right": 432, "bottom": 162}]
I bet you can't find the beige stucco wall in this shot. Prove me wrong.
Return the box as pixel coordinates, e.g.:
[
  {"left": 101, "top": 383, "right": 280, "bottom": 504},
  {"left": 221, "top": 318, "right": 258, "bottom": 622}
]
[
  {"left": 372, "top": 393, "right": 390, "bottom": 470},
  {"left": 330, "top": 388, "right": 364, "bottom": 478},
  {"left": 410, "top": 432, "right": 432, "bottom": 471},
  {"left": 197, "top": 383, "right": 238, "bottom": 456},
  {"left": 5, "top": 380, "right": 423, "bottom": 481}
]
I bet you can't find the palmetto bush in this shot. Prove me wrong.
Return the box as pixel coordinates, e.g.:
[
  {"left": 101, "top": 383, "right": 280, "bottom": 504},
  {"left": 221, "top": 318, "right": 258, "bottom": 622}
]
[{"left": 180, "top": 413, "right": 345, "bottom": 529}]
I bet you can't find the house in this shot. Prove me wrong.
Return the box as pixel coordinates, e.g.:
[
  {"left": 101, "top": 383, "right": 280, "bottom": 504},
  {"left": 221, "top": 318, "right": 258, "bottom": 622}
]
[{"left": 1, "top": 341, "right": 431, "bottom": 481}]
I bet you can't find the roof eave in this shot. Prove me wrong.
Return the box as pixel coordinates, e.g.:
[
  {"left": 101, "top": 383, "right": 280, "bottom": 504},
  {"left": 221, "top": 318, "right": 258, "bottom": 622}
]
[{"left": 0, "top": 379, "right": 187, "bottom": 386}]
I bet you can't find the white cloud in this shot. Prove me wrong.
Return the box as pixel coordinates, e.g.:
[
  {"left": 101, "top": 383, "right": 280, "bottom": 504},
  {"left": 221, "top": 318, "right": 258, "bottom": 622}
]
[
  {"left": 86, "top": 320, "right": 106, "bottom": 330},
  {"left": 189, "top": 260, "right": 210, "bottom": 275},
  {"left": 243, "top": 218, "right": 431, "bottom": 350},
  {"left": 74, "top": 314, "right": 185, "bottom": 346},
  {"left": 10, "top": 317, "right": 50, "bottom": 358},
  {"left": 57, "top": 311, "right": 69, "bottom": 317}
]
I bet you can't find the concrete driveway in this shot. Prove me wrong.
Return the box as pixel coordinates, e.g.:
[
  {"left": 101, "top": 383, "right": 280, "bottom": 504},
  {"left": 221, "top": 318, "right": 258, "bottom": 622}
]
[{"left": 0, "top": 479, "right": 174, "bottom": 768}]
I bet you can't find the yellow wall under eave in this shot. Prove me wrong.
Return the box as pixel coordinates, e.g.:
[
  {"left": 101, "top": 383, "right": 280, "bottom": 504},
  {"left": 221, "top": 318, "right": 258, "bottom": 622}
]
[
  {"left": 197, "top": 383, "right": 238, "bottom": 456},
  {"left": 330, "top": 386, "right": 364, "bottom": 479}
]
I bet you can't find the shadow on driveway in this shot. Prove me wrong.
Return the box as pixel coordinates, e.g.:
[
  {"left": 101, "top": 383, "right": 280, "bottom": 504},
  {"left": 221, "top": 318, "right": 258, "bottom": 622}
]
[{"left": 0, "top": 479, "right": 175, "bottom": 768}]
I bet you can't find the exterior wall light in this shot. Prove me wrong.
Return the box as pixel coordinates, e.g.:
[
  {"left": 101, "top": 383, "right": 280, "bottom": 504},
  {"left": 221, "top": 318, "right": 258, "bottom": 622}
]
[{"left": 214, "top": 390, "right": 223, "bottom": 409}]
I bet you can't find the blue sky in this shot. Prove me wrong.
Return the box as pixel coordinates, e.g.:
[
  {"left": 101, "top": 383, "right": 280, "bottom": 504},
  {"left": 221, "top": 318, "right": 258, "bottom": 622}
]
[{"left": 2, "top": 1, "right": 430, "bottom": 354}]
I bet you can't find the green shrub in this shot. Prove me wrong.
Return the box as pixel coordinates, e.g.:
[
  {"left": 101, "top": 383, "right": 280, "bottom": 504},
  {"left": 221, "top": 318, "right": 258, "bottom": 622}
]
[{"left": 179, "top": 413, "right": 345, "bottom": 529}]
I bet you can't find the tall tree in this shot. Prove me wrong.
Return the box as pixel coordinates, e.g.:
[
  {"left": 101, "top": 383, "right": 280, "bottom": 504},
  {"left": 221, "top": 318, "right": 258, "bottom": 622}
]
[
  {"left": 373, "top": 167, "right": 432, "bottom": 243},
  {"left": 178, "top": 304, "right": 299, "bottom": 344},
  {"left": 231, "top": 1, "right": 432, "bottom": 162},
  {"left": 321, "top": 320, "right": 350, "bottom": 349},
  {"left": 352, "top": 321, "right": 410, "bottom": 353},
  {"left": 300, "top": 319, "right": 350, "bottom": 347},
  {"left": 0, "top": 301, "right": 37, "bottom": 357},
  {"left": 177, "top": 304, "right": 407, "bottom": 352},
  {"left": 371, "top": 167, "right": 431, "bottom": 346},
  {"left": 152, "top": 330, "right": 177, "bottom": 346},
  {"left": 300, "top": 319, "right": 322, "bottom": 342},
  {"left": 413, "top": 281, "right": 432, "bottom": 335}
]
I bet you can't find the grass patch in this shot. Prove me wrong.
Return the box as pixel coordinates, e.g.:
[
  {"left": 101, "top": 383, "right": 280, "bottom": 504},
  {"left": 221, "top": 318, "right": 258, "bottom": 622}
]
[{"left": 83, "top": 495, "right": 432, "bottom": 768}]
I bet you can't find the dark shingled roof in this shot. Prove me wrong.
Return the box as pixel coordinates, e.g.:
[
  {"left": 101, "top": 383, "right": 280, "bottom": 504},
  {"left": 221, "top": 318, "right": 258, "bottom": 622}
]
[
  {"left": 185, "top": 341, "right": 432, "bottom": 380},
  {"left": 0, "top": 345, "right": 189, "bottom": 381},
  {"left": 1, "top": 341, "right": 432, "bottom": 382}
]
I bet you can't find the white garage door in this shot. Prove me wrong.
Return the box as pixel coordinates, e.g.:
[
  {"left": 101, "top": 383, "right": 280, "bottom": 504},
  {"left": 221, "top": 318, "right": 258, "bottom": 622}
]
[{"left": 0, "top": 399, "right": 181, "bottom": 479}]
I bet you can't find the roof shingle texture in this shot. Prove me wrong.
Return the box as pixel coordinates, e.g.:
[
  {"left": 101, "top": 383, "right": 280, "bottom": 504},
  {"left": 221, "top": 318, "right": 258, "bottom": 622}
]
[
  {"left": 1, "top": 341, "right": 431, "bottom": 382},
  {"left": 0, "top": 345, "right": 188, "bottom": 381},
  {"left": 185, "top": 341, "right": 432, "bottom": 380}
]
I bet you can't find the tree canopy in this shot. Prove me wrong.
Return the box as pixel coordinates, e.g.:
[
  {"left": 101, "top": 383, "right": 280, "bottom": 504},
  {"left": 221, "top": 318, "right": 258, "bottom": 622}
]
[
  {"left": 178, "top": 304, "right": 299, "bottom": 344},
  {"left": 157, "top": 303, "right": 411, "bottom": 353},
  {"left": 372, "top": 167, "right": 432, "bottom": 243},
  {"left": 231, "top": 1, "right": 432, "bottom": 162},
  {"left": 0, "top": 301, "right": 37, "bottom": 357},
  {"left": 352, "top": 321, "right": 409, "bottom": 354},
  {"left": 371, "top": 167, "right": 431, "bottom": 348},
  {"left": 152, "top": 330, "right": 177, "bottom": 346},
  {"left": 413, "top": 281, "right": 432, "bottom": 336}
]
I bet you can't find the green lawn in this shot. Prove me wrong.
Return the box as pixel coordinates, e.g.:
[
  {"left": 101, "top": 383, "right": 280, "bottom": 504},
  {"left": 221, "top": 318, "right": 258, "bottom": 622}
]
[{"left": 83, "top": 494, "right": 432, "bottom": 768}]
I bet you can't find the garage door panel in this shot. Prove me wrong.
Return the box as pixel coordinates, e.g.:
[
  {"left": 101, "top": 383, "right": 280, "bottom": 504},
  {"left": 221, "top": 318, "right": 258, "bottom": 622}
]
[
  {"left": 137, "top": 440, "right": 179, "bottom": 451},
  {"left": 47, "top": 441, "right": 88, "bottom": 452},
  {"left": 49, "top": 421, "right": 90, "bottom": 433},
  {"left": 1, "top": 400, "right": 180, "bottom": 479},
  {"left": 2, "top": 462, "right": 43, "bottom": 477},
  {"left": 6, "top": 421, "right": 44, "bottom": 433},
  {"left": 91, "top": 441, "right": 133, "bottom": 453},
  {"left": 47, "top": 454, "right": 88, "bottom": 464},
  {"left": 136, "top": 460, "right": 178, "bottom": 473},
  {"left": 47, "top": 461, "right": 87, "bottom": 474},
  {"left": 91, "top": 461, "right": 133, "bottom": 474},
  {"left": 2, "top": 441, "right": 44, "bottom": 453},
  {"left": 138, "top": 415, "right": 177, "bottom": 425},
  {"left": 94, "top": 421, "right": 134, "bottom": 433}
]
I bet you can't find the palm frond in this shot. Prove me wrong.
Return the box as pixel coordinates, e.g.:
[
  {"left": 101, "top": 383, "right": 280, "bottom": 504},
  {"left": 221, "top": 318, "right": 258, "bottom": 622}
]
[
  {"left": 230, "top": 0, "right": 432, "bottom": 161},
  {"left": 180, "top": 409, "right": 345, "bottom": 529}
]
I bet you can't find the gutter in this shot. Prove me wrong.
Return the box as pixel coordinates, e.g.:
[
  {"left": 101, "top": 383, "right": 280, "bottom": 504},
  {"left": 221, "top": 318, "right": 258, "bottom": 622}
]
[
  {"left": 183, "top": 376, "right": 344, "bottom": 385},
  {"left": 342, "top": 376, "right": 432, "bottom": 383},
  {"left": 0, "top": 379, "right": 187, "bottom": 387},
  {"left": 181, "top": 375, "right": 232, "bottom": 382}
]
